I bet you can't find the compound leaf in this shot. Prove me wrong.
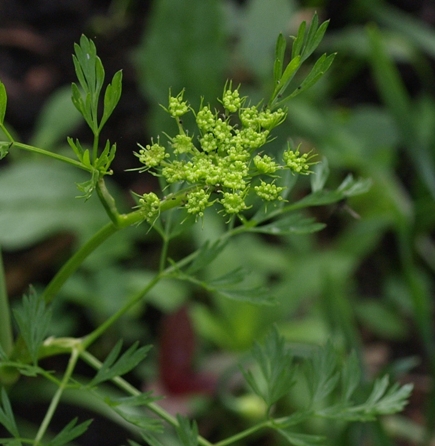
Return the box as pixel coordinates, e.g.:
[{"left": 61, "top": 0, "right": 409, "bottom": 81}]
[
  {"left": 13, "top": 288, "right": 52, "bottom": 364},
  {"left": 176, "top": 415, "right": 198, "bottom": 446},
  {"left": 46, "top": 418, "right": 92, "bottom": 446},
  {"left": 89, "top": 340, "right": 151, "bottom": 387}
]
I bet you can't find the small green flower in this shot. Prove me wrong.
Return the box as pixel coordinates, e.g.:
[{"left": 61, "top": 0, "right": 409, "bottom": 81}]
[
  {"left": 236, "top": 127, "right": 269, "bottom": 150},
  {"left": 213, "top": 118, "right": 233, "bottom": 143},
  {"left": 253, "top": 154, "right": 279, "bottom": 174},
  {"left": 138, "top": 192, "right": 161, "bottom": 223},
  {"left": 199, "top": 133, "right": 218, "bottom": 152},
  {"left": 185, "top": 188, "right": 211, "bottom": 217},
  {"left": 135, "top": 142, "right": 167, "bottom": 169},
  {"left": 222, "top": 86, "right": 242, "bottom": 113},
  {"left": 283, "top": 144, "right": 317, "bottom": 174},
  {"left": 254, "top": 180, "right": 284, "bottom": 201},
  {"left": 219, "top": 191, "right": 249, "bottom": 214},
  {"left": 172, "top": 134, "right": 195, "bottom": 154},
  {"left": 162, "top": 160, "right": 188, "bottom": 183},
  {"left": 168, "top": 91, "right": 189, "bottom": 117},
  {"left": 257, "top": 108, "right": 287, "bottom": 130},
  {"left": 196, "top": 106, "right": 216, "bottom": 132},
  {"left": 240, "top": 106, "right": 260, "bottom": 129}
]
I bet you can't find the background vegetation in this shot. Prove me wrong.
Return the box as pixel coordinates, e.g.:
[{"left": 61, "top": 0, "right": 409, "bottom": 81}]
[{"left": 0, "top": 0, "right": 434, "bottom": 444}]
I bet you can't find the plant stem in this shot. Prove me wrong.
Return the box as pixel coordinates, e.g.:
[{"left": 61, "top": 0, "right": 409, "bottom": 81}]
[
  {"left": 214, "top": 420, "right": 270, "bottom": 446},
  {"left": 11, "top": 142, "right": 93, "bottom": 172},
  {"left": 0, "top": 122, "right": 14, "bottom": 142},
  {"left": 82, "top": 273, "right": 162, "bottom": 349},
  {"left": 41, "top": 222, "right": 119, "bottom": 304},
  {"left": 34, "top": 345, "right": 81, "bottom": 445}
]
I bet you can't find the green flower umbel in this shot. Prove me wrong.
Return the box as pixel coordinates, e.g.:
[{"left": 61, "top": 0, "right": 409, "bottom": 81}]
[{"left": 134, "top": 89, "right": 318, "bottom": 223}]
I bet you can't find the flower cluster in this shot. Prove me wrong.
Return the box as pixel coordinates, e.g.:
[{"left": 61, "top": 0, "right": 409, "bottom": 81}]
[{"left": 134, "top": 87, "right": 317, "bottom": 222}]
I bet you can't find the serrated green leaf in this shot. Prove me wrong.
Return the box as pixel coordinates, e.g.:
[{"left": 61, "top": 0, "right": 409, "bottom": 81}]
[
  {"left": 46, "top": 418, "right": 92, "bottom": 446},
  {"left": 240, "top": 326, "right": 296, "bottom": 408},
  {"left": 100, "top": 70, "right": 123, "bottom": 130},
  {"left": 249, "top": 214, "right": 325, "bottom": 236},
  {"left": 176, "top": 415, "right": 198, "bottom": 446},
  {"left": 0, "top": 81, "right": 7, "bottom": 125},
  {"left": 72, "top": 35, "right": 106, "bottom": 133},
  {"left": 71, "top": 83, "right": 86, "bottom": 118},
  {"left": 95, "top": 140, "right": 116, "bottom": 173},
  {"left": 13, "top": 288, "right": 52, "bottom": 364},
  {"left": 305, "top": 341, "right": 340, "bottom": 404},
  {"left": 373, "top": 382, "right": 413, "bottom": 414},
  {"left": 0, "top": 388, "right": 19, "bottom": 439},
  {"left": 341, "top": 350, "right": 360, "bottom": 402},
  {"left": 186, "top": 239, "right": 229, "bottom": 275},
  {"left": 89, "top": 340, "right": 151, "bottom": 387},
  {"left": 365, "top": 375, "right": 391, "bottom": 407},
  {"left": 67, "top": 137, "right": 84, "bottom": 161},
  {"left": 277, "top": 429, "right": 325, "bottom": 446}
]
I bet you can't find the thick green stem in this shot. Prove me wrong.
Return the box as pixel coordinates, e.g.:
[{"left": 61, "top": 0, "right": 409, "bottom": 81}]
[
  {"left": 41, "top": 222, "right": 118, "bottom": 304},
  {"left": 96, "top": 178, "right": 121, "bottom": 225}
]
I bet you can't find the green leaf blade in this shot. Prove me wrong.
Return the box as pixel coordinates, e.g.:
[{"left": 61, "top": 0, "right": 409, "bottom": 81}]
[
  {"left": 100, "top": 70, "right": 123, "bottom": 130},
  {"left": 273, "top": 33, "right": 287, "bottom": 85},
  {"left": 89, "top": 340, "right": 151, "bottom": 387},
  {"left": 176, "top": 415, "right": 199, "bottom": 446},
  {"left": 0, "top": 81, "right": 7, "bottom": 125},
  {"left": 0, "top": 388, "right": 20, "bottom": 439},
  {"left": 13, "top": 288, "right": 52, "bottom": 364},
  {"left": 46, "top": 418, "right": 92, "bottom": 446}
]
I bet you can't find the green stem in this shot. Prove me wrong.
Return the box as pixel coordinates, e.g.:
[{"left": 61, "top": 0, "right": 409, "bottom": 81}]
[
  {"left": 0, "top": 122, "right": 14, "bottom": 142},
  {"left": 214, "top": 420, "right": 270, "bottom": 446},
  {"left": 96, "top": 178, "right": 121, "bottom": 225},
  {"left": 82, "top": 273, "right": 162, "bottom": 349},
  {"left": 41, "top": 222, "right": 119, "bottom": 304},
  {"left": 34, "top": 346, "right": 80, "bottom": 445},
  {"left": 0, "top": 246, "right": 13, "bottom": 357},
  {"left": 11, "top": 142, "right": 93, "bottom": 172},
  {"left": 92, "top": 133, "right": 99, "bottom": 163}
]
